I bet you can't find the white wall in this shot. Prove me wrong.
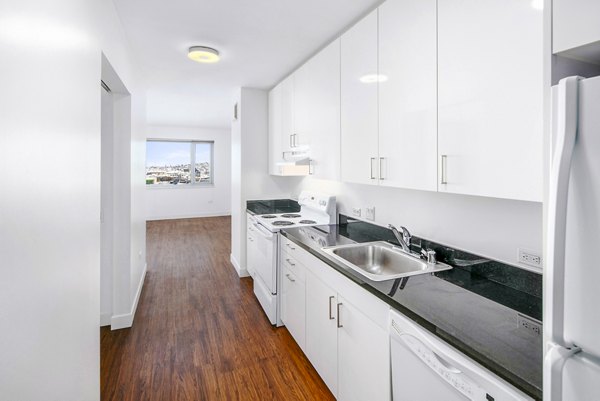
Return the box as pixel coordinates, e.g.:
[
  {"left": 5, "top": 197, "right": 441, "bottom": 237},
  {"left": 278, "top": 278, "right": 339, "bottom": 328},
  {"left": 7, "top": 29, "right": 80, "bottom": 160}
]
[
  {"left": 145, "top": 126, "right": 232, "bottom": 220},
  {"left": 230, "top": 88, "right": 302, "bottom": 275},
  {"left": 97, "top": 1, "right": 147, "bottom": 333},
  {"left": 0, "top": 0, "right": 146, "bottom": 399},
  {"left": 293, "top": 177, "right": 543, "bottom": 270}
]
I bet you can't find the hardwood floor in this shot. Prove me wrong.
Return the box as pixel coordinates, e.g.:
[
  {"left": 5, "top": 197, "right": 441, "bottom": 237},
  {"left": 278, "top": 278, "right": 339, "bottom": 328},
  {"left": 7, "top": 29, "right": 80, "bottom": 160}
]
[{"left": 101, "top": 216, "right": 334, "bottom": 401}]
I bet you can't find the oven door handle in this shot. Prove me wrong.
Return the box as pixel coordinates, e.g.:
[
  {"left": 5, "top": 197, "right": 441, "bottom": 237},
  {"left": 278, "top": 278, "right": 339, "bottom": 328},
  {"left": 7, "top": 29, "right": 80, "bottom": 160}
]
[{"left": 253, "top": 223, "right": 274, "bottom": 239}]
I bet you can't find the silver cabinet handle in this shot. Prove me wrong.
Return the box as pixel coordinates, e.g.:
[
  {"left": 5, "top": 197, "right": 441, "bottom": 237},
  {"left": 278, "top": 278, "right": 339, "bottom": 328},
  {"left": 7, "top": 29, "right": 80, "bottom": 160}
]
[
  {"left": 380, "top": 157, "right": 386, "bottom": 180},
  {"left": 328, "top": 296, "right": 335, "bottom": 320},
  {"left": 370, "top": 157, "right": 377, "bottom": 180},
  {"left": 286, "top": 258, "right": 295, "bottom": 266},
  {"left": 248, "top": 237, "right": 254, "bottom": 242},
  {"left": 286, "top": 243, "right": 296, "bottom": 250},
  {"left": 285, "top": 273, "right": 295, "bottom": 283},
  {"left": 337, "top": 303, "right": 343, "bottom": 328},
  {"left": 290, "top": 134, "right": 293, "bottom": 148},
  {"left": 441, "top": 155, "right": 448, "bottom": 184},
  {"left": 294, "top": 134, "right": 298, "bottom": 147}
]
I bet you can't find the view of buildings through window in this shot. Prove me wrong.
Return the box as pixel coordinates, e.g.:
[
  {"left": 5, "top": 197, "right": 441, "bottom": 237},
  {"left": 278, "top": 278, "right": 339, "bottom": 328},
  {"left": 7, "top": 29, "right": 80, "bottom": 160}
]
[{"left": 146, "top": 140, "right": 213, "bottom": 186}]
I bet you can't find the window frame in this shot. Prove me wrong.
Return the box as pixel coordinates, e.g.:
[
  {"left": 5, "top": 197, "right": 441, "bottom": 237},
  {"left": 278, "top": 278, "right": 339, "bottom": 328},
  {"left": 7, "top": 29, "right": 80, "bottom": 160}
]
[{"left": 145, "top": 139, "right": 215, "bottom": 188}]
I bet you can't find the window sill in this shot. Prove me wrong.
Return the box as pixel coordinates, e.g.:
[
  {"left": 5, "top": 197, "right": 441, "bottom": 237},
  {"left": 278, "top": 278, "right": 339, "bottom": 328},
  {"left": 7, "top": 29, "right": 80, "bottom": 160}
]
[{"left": 146, "top": 184, "right": 215, "bottom": 190}]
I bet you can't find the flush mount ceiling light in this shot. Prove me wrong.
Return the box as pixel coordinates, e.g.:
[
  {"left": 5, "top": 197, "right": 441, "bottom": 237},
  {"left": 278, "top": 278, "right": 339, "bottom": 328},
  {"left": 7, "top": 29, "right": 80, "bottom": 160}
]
[
  {"left": 188, "top": 46, "right": 220, "bottom": 63},
  {"left": 359, "top": 74, "right": 388, "bottom": 84}
]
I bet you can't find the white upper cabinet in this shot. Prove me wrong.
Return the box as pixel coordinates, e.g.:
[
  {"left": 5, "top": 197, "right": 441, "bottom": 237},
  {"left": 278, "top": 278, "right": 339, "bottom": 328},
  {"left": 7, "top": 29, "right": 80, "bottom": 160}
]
[
  {"left": 268, "top": 76, "right": 296, "bottom": 176},
  {"left": 553, "top": 0, "right": 600, "bottom": 63},
  {"left": 341, "top": 10, "right": 379, "bottom": 185},
  {"left": 437, "top": 0, "right": 543, "bottom": 201},
  {"left": 268, "top": 83, "right": 283, "bottom": 176},
  {"left": 281, "top": 75, "right": 295, "bottom": 152},
  {"left": 268, "top": 42, "right": 340, "bottom": 178},
  {"left": 295, "top": 39, "right": 341, "bottom": 180},
  {"left": 378, "top": 0, "right": 437, "bottom": 191}
]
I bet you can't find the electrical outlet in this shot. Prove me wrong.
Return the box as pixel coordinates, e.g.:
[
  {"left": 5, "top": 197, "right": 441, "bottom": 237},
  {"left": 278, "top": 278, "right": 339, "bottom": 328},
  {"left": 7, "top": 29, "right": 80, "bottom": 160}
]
[
  {"left": 518, "top": 248, "right": 543, "bottom": 268},
  {"left": 365, "top": 207, "right": 375, "bottom": 221},
  {"left": 352, "top": 207, "right": 362, "bottom": 217},
  {"left": 518, "top": 314, "right": 542, "bottom": 336}
]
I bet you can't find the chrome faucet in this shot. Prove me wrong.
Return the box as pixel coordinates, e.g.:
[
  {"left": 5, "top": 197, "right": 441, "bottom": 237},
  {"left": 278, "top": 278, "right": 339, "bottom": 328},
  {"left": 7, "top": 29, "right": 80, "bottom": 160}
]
[{"left": 388, "top": 224, "right": 412, "bottom": 253}]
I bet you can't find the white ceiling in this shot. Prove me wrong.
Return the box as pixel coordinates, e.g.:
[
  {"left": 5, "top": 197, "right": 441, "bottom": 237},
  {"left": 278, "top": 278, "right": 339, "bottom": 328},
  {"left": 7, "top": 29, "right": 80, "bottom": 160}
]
[{"left": 112, "top": 0, "right": 382, "bottom": 128}]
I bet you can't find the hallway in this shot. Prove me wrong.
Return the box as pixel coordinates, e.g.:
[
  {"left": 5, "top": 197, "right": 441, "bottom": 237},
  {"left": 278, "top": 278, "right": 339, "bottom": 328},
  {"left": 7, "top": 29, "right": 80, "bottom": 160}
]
[{"left": 101, "top": 217, "right": 334, "bottom": 400}]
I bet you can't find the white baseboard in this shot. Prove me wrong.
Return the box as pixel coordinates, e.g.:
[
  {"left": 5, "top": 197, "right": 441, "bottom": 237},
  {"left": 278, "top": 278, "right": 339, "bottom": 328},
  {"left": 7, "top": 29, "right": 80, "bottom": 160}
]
[
  {"left": 146, "top": 212, "right": 231, "bottom": 221},
  {"left": 230, "top": 253, "right": 249, "bottom": 277},
  {"left": 111, "top": 263, "right": 147, "bottom": 330}
]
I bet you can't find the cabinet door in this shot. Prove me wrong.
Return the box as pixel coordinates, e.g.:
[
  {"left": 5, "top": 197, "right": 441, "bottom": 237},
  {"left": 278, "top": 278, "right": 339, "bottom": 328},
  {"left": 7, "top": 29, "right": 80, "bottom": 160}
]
[
  {"left": 305, "top": 270, "right": 338, "bottom": 396},
  {"left": 437, "top": 0, "right": 543, "bottom": 201},
  {"left": 281, "top": 75, "right": 295, "bottom": 152},
  {"left": 378, "top": 0, "right": 437, "bottom": 191},
  {"left": 337, "top": 295, "right": 390, "bottom": 401},
  {"left": 246, "top": 226, "right": 257, "bottom": 277},
  {"left": 281, "top": 264, "right": 306, "bottom": 352},
  {"left": 553, "top": 0, "right": 600, "bottom": 58},
  {"left": 268, "top": 84, "right": 283, "bottom": 175},
  {"left": 341, "top": 9, "right": 379, "bottom": 185},
  {"left": 295, "top": 39, "right": 341, "bottom": 180}
]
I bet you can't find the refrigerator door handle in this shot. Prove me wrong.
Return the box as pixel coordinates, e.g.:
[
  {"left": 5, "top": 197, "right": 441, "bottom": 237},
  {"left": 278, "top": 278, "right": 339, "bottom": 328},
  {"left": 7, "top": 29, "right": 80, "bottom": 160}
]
[
  {"left": 547, "top": 76, "right": 582, "bottom": 346},
  {"left": 544, "top": 342, "right": 582, "bottom": 401}
]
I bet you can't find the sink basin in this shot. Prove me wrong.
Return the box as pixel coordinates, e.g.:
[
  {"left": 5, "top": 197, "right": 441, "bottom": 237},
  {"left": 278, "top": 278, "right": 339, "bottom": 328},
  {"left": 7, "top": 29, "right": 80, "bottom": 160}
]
[{"left": 322, "top": 241, "right": 452, "bottom": 282}]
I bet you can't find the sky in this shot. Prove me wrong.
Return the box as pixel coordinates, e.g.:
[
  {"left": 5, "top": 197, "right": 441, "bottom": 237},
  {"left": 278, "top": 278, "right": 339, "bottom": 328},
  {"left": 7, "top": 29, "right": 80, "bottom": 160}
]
[{"left": 146, "top": 141, "right": 211, "bottom": 167}]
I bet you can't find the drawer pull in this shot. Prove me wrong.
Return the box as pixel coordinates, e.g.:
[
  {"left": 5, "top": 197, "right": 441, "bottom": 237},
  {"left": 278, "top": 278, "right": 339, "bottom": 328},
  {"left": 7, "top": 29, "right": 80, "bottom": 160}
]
[
  {"left": 285, "top": 273, "right": 295, "bottom": 283},
  {"left": 328, "top": 296, "right": 335, "bottom": 320},
  {"left": 337, "top": 303, "right": 343, "bottom": 328},
  {"left": 286, "top": 258, "right": 296, "bottom": 266}
]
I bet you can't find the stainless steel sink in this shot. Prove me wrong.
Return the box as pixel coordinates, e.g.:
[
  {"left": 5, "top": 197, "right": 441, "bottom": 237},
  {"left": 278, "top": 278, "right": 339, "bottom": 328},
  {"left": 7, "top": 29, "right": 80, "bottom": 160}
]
[{"left": 322, "top": 241, "right": 452, "bottom": 282}]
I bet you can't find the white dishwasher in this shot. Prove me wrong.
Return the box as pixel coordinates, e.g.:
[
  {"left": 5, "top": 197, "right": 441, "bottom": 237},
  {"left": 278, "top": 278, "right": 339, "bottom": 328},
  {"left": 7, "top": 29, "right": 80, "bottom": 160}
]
[{"left": 389, "top": 310, "right": 533, "bottom": 401}]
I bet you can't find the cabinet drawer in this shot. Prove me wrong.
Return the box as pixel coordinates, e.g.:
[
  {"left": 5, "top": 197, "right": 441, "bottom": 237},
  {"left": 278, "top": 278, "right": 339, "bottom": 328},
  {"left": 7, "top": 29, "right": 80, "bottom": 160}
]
[
  {"left": 280, "top": 236, "right": 314, "bottom": 268},
  {"left": 281, "top": 251, "right": 306, "bottom": 283}
]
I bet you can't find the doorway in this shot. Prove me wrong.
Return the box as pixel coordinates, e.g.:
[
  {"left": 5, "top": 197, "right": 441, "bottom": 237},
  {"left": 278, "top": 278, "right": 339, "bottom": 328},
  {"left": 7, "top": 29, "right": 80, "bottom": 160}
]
[{"left": 100, "top": 54, "right": 132, "bottom": 329}]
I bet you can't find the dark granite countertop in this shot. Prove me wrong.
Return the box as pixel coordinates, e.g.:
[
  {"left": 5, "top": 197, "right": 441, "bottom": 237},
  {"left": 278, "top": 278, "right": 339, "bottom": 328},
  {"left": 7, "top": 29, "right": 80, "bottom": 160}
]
[
  {"left": 280, "top": 220, "right": 543, "bottom": 400},
  {"left": 246, "top": 199, "right": 300, "bottom": 215}
]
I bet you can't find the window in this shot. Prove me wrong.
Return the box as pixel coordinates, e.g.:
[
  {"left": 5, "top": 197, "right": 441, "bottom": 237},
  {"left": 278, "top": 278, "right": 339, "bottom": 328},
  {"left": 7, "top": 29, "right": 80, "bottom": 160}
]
[{"left": 145, "top": 140, "right": 214, "bottom": 186}]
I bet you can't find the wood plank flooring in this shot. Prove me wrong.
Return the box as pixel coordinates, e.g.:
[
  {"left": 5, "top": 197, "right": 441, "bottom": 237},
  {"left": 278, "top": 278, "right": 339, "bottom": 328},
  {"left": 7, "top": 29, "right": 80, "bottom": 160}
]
[{"left": 101, "top": 216, "right": 334, "bottom": 401}]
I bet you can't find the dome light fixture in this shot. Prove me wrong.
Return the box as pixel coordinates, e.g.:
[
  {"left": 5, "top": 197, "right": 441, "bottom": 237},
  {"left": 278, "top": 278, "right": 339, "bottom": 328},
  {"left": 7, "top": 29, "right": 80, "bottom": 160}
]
[{"left": 188, "top": 46, "right": 220, "bottom": 63}]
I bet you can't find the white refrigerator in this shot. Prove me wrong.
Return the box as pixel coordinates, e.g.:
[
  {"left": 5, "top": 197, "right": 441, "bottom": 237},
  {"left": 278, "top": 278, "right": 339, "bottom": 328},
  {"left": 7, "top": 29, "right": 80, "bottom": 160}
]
[{"left": 546, "top": 75, "right": 600, "bottom": 400}]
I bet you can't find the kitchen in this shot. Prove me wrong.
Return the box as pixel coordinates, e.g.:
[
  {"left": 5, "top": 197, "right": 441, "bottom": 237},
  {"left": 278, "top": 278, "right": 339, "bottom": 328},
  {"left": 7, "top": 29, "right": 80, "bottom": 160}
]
[{"left": 1, "top": 0, "right": 600, "bottom": 400}]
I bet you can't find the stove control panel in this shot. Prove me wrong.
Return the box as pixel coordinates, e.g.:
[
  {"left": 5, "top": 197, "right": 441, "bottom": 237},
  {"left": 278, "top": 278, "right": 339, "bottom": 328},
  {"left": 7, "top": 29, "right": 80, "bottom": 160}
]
[{"left": 298, "top": 191, "right": 336, "bottom": 222}]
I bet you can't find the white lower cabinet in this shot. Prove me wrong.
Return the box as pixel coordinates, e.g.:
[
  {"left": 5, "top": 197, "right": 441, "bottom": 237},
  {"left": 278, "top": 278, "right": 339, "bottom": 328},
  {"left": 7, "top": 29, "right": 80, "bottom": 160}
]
[
  {"left": 280, "top": 261, "right": 306, "bottom": 352},
  {"left": 337, "top": 294, "right": 390, "bottom": 401},
  {"left": 304, "top": 259, "right": 391, "bottom": 401},
  {"left": 305, "top": 269, "right": 339, "bottom": 394}
]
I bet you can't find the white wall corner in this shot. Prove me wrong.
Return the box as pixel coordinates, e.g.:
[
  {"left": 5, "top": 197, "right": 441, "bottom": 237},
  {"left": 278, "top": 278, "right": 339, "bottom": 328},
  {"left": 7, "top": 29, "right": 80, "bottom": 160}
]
[
  {"left": 110, "top": 263, "right": 147, "bottom": 330},
  {"left": 230, "top": 253, "right": 249, "bottom": 277},
  {"left": 100, "top": 313, "right": 112, "bottom": 327}
]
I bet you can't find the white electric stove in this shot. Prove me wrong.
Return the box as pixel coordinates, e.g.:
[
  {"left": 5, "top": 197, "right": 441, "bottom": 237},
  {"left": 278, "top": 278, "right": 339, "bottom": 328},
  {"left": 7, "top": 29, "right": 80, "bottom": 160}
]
[{"left": 247, "top": 191, "right": 336, "bottom": 326}]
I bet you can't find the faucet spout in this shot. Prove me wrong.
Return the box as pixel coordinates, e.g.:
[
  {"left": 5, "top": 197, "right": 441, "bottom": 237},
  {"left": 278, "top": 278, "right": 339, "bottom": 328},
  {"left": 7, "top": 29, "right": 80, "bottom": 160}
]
[{"left": 388, "top": 224, "right": 412, "bottom": 253}]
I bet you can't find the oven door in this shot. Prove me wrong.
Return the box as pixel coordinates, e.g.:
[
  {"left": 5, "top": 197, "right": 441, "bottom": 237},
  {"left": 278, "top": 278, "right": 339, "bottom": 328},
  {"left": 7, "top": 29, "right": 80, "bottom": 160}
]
[{"left": 252, "top": 222, "right": 277, "bottom": 294}]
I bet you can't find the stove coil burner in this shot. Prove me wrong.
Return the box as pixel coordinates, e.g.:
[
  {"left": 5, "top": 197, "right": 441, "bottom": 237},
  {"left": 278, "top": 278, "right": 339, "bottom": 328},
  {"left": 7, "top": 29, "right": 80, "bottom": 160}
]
[
  {"left": 272, "top": 221, "right": 294, "bottom": 226},
  {"left": 281, "top": 214, "right": 302, "bottom": 218},
  {"left": 261, "top": 215, "right": 276, "bottom": 219},
  {"left": 299, "top": 220, "right": 317, "bottom": 224}
]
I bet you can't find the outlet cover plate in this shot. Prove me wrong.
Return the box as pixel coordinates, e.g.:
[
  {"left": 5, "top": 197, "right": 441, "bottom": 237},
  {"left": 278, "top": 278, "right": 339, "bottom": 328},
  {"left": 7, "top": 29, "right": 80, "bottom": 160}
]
[
  {"left": 352, "top": 207, "right": 361, "bottom": 217},
  {"left": 365, "top": 207, "right": 375, "bottom": 221},
  {"left": 517, "top": 313, "right": 542, "bottom": 336},
  {"left": 518, "top": 248, "right": 543, "bottom": 268}
]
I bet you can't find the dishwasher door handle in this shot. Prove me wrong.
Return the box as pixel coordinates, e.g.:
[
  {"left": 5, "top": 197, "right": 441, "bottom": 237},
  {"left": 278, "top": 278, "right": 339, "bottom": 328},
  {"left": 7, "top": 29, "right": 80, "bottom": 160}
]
[{"left": 397, "top": 332, "right": 462, "bottom": 374}]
